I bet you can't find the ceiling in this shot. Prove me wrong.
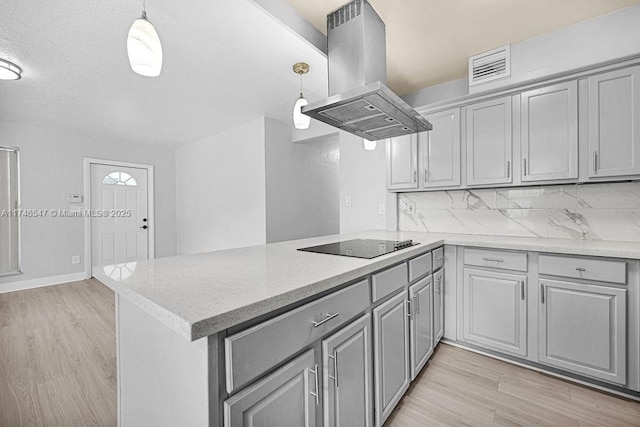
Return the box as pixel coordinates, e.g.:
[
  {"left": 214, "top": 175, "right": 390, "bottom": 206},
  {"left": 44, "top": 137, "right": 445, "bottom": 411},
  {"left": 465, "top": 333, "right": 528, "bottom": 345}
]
[
  {"left": 284, "top": 0, "right": 640, "bottom": 95},
  {"left": 0, "top": 0, "right": 328, "bottom": 147}
]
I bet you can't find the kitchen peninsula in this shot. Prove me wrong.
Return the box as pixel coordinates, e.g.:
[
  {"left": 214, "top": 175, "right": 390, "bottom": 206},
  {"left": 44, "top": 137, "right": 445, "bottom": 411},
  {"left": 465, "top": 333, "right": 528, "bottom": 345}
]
[{"left": 95, "top": 230, "right": 640, "bottom": 426}]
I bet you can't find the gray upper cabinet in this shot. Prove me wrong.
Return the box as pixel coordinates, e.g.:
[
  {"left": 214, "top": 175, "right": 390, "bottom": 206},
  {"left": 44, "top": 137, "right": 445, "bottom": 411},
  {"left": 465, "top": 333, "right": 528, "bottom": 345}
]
[
  {"left": 521, "top": 81, "right": 578, "bottom": 182},
  {"left": 539, "top": 279, "right": 626, "bottom": 385},
  {"left": 463, "top": 268, "right": 527, "bottom": 357},
  {"left": 373, "top": 291, "right": 410, "bottom": 426},
  {"left": 433, "top": 268, "right": 444, "bottom": 344},
  {"left": 408, "top": 276, "right": 433, "bottom": 380},
  {"left": 322, "top": 313, "right": 373, "bottom": 427},
  {"left": 224, "top": 349, "right": 318, "bottom": 427},
  {"left": 588, "top": 66, "right": 640, "bottom": 178},
  {"left": 421, "top": 108, "right": 461, "bottom": 188},
  {"left": 466, "top": 96, "right": 513, "bottom": 186},
  {"left": 387, "top": 134, "right": 418, "bottom": 190}
]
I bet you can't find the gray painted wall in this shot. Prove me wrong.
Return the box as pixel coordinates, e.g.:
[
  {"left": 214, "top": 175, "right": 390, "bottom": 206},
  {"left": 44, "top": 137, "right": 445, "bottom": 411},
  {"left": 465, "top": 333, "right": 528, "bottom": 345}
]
[
  {"left": 265, "top": 118, "right": 340, "bottom": 243},
  {"left": 0, "top": 120, "right": 177, "bottom": 289}
]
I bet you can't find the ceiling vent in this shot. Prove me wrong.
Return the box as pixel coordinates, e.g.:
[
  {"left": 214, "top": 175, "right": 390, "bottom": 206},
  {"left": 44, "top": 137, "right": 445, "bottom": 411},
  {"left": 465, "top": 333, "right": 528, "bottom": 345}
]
[{"left": 469, "top": 45, "right": 511, "bottom": 86}]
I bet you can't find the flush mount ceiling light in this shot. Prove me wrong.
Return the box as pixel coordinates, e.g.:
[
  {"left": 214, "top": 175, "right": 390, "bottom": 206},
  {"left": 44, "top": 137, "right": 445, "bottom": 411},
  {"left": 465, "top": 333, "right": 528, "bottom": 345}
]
[
  {"left": 0, "top": 58, "right": 22, "bottom": 80},
  {"left": 292, "top": 62, "right": 310, "bottom": 130},
  {"left": 127, "top": 1, "right": 163, "bottom": 77},
  {"left": 363, "top": 140, "right": 377, "bottom": 151}
]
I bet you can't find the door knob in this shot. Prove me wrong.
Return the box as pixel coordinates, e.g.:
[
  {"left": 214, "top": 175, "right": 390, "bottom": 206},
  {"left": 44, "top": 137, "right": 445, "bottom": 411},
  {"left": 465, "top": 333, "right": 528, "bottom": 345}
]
[{"left": 141, "top": 225, "right": 148, "bottom": 230}]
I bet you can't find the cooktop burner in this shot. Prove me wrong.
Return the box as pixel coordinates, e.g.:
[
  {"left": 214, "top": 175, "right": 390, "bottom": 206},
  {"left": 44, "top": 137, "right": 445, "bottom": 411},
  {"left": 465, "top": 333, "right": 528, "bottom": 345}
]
[{"left": 298, "top": 238, "right": 419, "bottom": 259}]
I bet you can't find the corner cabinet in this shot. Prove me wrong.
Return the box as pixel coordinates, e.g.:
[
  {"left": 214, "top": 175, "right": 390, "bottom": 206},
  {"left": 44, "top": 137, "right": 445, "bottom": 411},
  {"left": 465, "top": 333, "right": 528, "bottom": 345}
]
[
  {"left": 387, "top": 134, "right": 418, "bottom": 190},
  {"left": 521, "top": 81, "right": 578, "bottom": 182},
  {"left": 420, "top": 108, "right": 461, "bottom": 188},
  {"left": 465, "top": 96, "right": 513, "bottom": 186},
  {"left": 588, "top": 66, "right": 640, "bottom": 178}
]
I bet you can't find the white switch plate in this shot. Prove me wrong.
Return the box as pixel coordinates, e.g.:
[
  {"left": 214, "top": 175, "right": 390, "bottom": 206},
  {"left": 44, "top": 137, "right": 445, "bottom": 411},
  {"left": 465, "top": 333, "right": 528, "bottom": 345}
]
[
  {"left": 378, "top": 204, "right": 386, "bottom": 215},
  {"left": 345, "top": 196, "right": 352, "bottom": 207},
  {"left": 71, "top": 255, "right": 81, "bottom": 264},
  {"left": 407, "top": 202, "right": 416, "bottom": 214},
  {"left": 68, "top": 194, "right": 83, "bottom": 204}
]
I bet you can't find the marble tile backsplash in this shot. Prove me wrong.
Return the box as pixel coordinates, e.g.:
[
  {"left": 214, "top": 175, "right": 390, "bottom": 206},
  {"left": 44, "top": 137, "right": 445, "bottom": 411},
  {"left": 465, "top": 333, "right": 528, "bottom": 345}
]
[{"left": 398, "top": 182, "right": 640, "bottom": 242}]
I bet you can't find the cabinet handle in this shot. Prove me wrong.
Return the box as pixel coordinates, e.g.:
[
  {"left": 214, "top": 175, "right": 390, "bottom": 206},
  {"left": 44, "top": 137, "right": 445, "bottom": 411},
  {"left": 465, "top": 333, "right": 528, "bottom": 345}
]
[
  {"left": 593, "top": 151, "right": 598, "bottom": 173},
  {"left": 576, "top": 267, "right": 586, "bottom": 272},
  {"left": 313, "top": 312, "right": 339, "bottom": 328},
  {"left": 406, "top": 300, "right": 412, "bottom": 318},
  {"left": 482, "top": 257, "right": 504, "bottom": 263},
  {"left": 412, "top": 294, "right": 419, "bottom": 315},
  {"left": 521, "top": 281, "right": 525, "bottom": 300},
  {"left": 309, "top": 364, "right": 320, "bottom": 405},
  {"left": 507, "top": 161, "right": 511, "bottom": 179},
  {"left": 424, "top": 168, "right": 428, "bottom": 184},
  {"left": 328, "top": 352, "right": 338, "bottom": 388},
  {"left": 413, "top": 170, "right": 417, "bottom": 183},
  {"left": 540, "top": 284, "right": 545, "bottom": 304},
  {"left": 434, "top": 256, "right": 444, "bottom": 261},
  {"left": 435, "top": 276, "right": 441, "bottom": 294},
  {"left": 523, "top": 158, "right": 528, "bottom": 176}
]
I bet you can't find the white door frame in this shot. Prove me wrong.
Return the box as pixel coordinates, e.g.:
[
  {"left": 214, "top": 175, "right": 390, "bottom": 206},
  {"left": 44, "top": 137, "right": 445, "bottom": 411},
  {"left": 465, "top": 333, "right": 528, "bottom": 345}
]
[{"left": 83, "top": 158, "right": 155, "bottom": 279}]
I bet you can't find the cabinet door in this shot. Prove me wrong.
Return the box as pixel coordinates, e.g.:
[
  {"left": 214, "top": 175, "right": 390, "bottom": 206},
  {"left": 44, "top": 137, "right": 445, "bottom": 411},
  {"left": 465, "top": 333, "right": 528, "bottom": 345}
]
[
  {"left": 224, "top": 349, "right": 317, "bottom": 427},
  {"left": 466, "top": 96, "right": 513, "bottom": 186},
  {"left": 322, "top": 314, "right": 373, "bottom": 427},
  {"left": 421, "top": 108, "right": 461, "bottom": 188},
  {"left": 373, "top": 291, "right": 410, "bottom": 426},
  {"left": 433, "top": 268, "right": 444, "bottom": 344},
  {"left": 521, "top": 81, "right": 578, "bottom": 182},
  {"left": 588, "top": 66, "right": 640, "bottom": 178},
  {"left": 463, "top": 268, "right": 527, "bottom": 357},
  {"left": 408, "top": 276, "right": 433, "bottom": 380},
  {"left": 387, "top": 134, "right": 418, "bottom": 190},
  {"left": 539, "top": 279, "right": 626, "bottom": 385}
]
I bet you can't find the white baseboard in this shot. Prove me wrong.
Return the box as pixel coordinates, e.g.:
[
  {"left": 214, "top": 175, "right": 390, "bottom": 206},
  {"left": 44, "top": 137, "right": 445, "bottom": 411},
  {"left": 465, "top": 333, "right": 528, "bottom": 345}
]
[{"left": 0, "top": 272, "right": 87, "bottom": 294}]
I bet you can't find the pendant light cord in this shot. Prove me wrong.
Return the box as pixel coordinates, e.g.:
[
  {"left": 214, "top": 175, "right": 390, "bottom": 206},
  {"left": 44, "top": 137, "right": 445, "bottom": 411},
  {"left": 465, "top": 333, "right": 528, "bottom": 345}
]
[{"left": 299, "top": 73, "right": 304, "bottom": 99}]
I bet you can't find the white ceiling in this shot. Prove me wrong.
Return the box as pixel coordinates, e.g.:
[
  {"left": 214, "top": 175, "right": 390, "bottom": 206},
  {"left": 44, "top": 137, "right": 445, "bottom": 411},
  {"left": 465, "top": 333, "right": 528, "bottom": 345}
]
[
  {"left": 284, "top": 0, "right": 640, "bottom": 95},
  {"left": 0, "top": 0, "right": 328, "bottom": 147}
]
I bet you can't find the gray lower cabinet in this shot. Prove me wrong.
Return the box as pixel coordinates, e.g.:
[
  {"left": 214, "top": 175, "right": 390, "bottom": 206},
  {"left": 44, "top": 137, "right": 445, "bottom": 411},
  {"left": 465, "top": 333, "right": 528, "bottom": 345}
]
[
  {"left": 322, "top": 313, "right": 373, "bottom": 427},
  {"left": 463, "top": 268, "right": 528, "bottom": 357},
  {"left": 539, "top": 279, "right": 627, "bottom": 385},
  {"left": 224, "top": 349, "right": 318, "bottom": 427},
  {"left": 433, "top": 268, "right": 444, "bottom": 343},
  {"left": 408, "top": 276, "right": 433, "bottom": 380},
  {"left": 373, "top": 291, "right": 410, "bottom": 426}
]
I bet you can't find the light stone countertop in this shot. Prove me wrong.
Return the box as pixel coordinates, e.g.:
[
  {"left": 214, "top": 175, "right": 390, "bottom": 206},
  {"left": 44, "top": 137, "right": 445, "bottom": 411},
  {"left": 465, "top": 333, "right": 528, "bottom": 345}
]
[{"left": 94, "top": 230, "right": 640, "bottom": 341}]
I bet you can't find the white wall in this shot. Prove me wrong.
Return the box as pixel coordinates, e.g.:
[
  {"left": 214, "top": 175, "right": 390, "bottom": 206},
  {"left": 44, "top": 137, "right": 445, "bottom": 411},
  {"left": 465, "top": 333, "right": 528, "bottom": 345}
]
[
  {"left": 265, "top": 118, "right": 340, "bottom": 243},
  {"left": 339, "top": 132, "right": 389, "bottom": 234},
  {"left": 0, "top": 120, "right": 177, "bottom": 289},
  {"left": 176, "top": 118, "right": 267, "bottom": 255}
]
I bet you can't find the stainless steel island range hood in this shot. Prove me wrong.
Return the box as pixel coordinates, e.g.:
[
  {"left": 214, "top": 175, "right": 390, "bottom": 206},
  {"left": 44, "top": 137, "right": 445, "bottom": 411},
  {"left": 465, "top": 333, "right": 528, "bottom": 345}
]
[{"left": 302, "top": 0, "right": 432, "bottom": 141}]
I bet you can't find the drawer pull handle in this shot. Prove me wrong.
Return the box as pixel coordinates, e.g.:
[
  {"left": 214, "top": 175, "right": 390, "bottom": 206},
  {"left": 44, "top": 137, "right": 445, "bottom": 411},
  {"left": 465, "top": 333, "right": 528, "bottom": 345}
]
[
  {"left": 482, "top": 257, "right": 504, "bottom": 263},
  {"left": 434, "top": 256, "right": 444, "bottom": 261},
  {"left": 329, "top": 352, "right": 339, "bottom": 388},
  {"left": 521, "top": 281, "right": 525, "bottom": 300},
  {"left": 576, "top": 267, "right": 586, "bottom": 272},
  {"left": 413, "top": 294, "right": 419, "bottom": 315},
  {"left": 541, "top": 284, "right": 545, "bottom": 304},
  {"left": 309, "top": 364, "right": 319, "bottom": 405},
  {"left": 313, "top": 312, "right": 340, "bottom": 328},
  {"left": 406, "top": 300, "right": 412, "bottom": 318}
]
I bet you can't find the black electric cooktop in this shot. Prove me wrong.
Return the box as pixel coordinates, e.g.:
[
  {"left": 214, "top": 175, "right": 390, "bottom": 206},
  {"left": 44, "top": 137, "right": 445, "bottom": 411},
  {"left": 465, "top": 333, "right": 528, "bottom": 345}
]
[{"left": 298, "top": 239, "right": 419, "bottom": 259}]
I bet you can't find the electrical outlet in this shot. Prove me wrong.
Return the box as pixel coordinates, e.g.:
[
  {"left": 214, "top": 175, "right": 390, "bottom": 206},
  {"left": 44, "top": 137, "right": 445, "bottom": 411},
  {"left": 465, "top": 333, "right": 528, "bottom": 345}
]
[
  {"left": 407, "top": 202, "right": 416, "bottom": 214},
  {"left": 71, "top": 255, "right": 81, "bottom": 265},
  {"left": 378, "top": 204, "right": 386, "bottom": 215},
  {"left": 345, "top": 196, "right": 352, "bottom": 207}
]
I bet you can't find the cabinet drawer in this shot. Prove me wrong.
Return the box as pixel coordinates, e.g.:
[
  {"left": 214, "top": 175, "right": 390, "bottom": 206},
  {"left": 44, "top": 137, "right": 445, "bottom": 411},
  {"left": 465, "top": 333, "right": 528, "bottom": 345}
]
[
  {"left": 433, "top": 247, "right": 444, "bottom": 270},
  {"left": 408, "top": 252, "right": 432, "bottom": 282},
  {"left": 372, "top": 263, "right": 408, "bottom": 302},
  {"left": 539, "top": 255, "right": 626, "bottom": 284},
  {"left": 225, "top": 279, "right": 370, "bottom": 394},
  {"left": 464, "top": 248, "right": 527, "bottom": 272}
]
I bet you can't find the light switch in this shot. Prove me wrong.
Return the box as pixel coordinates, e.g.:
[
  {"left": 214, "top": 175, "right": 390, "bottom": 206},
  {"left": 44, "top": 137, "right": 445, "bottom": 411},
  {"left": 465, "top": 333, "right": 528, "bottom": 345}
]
[
  {"left": 345, "top": 196, "right": 352, "bottom": 207},
  {"left": 71, "top": 255, "right": 81, "bottom": 264}
]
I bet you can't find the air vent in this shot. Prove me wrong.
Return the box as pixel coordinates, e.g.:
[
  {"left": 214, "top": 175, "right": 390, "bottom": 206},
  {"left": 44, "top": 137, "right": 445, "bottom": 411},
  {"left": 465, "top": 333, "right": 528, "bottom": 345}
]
[
  {"left": 469, "top": 45, "right": 511, "bottom": 86},
  {"left": 327, "top": 0, "right": 362, "bottom": 31}
]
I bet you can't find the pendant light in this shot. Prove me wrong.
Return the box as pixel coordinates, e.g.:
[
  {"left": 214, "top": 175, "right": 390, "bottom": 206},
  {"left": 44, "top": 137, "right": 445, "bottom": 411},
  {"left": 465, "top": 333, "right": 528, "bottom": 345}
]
[
  {"left": 0, "top": 58, "right": 22, "bottom": 80},
  {"left": 292, "top": 62, "right": 310, "bottom": 130},
  {"left": 127, "top": 1, "right": 163, "bottom": 77}
]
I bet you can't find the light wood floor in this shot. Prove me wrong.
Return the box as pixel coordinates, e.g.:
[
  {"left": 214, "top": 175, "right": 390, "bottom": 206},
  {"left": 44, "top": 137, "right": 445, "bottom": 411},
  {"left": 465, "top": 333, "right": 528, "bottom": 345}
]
[{"left": 1, "top": 280, "right": 639, "bottom": 427}]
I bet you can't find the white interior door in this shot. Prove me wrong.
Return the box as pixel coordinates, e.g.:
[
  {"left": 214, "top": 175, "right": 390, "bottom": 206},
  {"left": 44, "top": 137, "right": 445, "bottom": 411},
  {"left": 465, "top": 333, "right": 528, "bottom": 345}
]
[{"left": 91, "top": 164, "right": 149, "bottom": 269}]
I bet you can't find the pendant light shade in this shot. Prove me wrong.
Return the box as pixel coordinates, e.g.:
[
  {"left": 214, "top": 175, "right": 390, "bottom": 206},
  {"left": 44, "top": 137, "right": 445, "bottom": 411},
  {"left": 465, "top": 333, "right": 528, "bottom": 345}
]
[
  {"left": 293, "top": 95, "right": 310, "bottom": 130},
  {"left": 363, "top": 140, "right": 377, "bottom": 150},
  {"left": 127, "top": 10, "right": 162, "bottom": 77},
  {"left": 0, "top": 58, "right": 22, "bottom": 80},
  {"left": 292, "top": 62, "right": 310, "bottom": 130}
]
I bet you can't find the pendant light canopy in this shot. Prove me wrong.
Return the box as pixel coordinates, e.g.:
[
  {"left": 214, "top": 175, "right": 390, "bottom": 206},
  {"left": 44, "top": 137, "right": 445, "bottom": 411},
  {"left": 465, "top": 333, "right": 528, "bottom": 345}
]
[
  {"left": 0, "top": 58, "right": 22, "bottom": 80},
  {"left": 127, "top": 3, "right": 163, "bottom": 77},
  {"left": 292, "top": 62, "right": 310, "bottom": 130}
]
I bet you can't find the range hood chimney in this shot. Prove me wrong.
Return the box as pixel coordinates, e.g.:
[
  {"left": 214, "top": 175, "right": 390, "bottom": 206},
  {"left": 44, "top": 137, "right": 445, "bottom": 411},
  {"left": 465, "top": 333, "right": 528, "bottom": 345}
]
[{"left": 302, "top": 0, "right": 432, "bottom": 141}]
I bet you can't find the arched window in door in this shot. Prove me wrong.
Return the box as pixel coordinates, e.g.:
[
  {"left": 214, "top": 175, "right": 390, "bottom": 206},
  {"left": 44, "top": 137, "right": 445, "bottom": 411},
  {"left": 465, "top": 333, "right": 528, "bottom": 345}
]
[{"left": 102, "top": 171, "right": 138, "bottom": 186}]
